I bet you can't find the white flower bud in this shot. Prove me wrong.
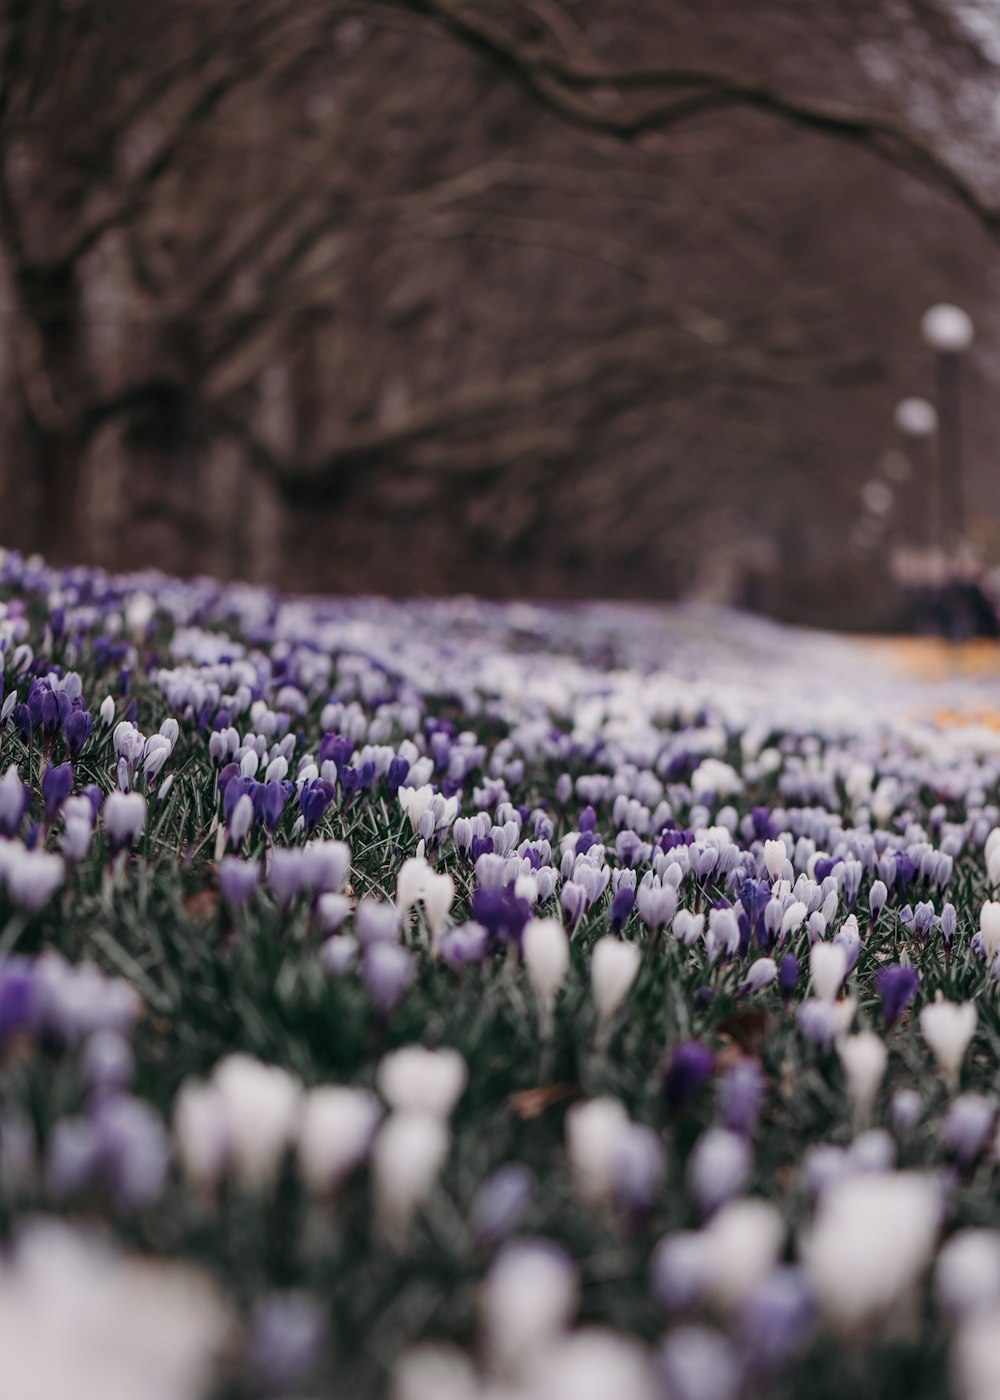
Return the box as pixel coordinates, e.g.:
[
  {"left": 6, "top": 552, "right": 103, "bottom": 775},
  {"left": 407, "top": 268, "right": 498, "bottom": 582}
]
[
  {"left": 980, "top": 901, "right": 1000, "bottom": 962},
  {"left": 212, "top": 1054, "right": 302, "bottom": 1192},
  {"left": 700, "top": 1197, "right": 785, "bottom": 1311},
  {"left": 919, "top": 998, "right": 977, "bottom": 1085},
  {"left": 810, "top": 941, "right": 848, "bottom": 1001},
  {"left": 763, "top": 839, "right": 787, "bottom": 881},
  {"left": 480, "top": 1239, "right": 578, "bottom": 1377},
  {"left": 376, "top": 1046, "right": 467, "bottom": 1120},
  {"left": 564, "top": 1097, "right": 630, "bottom": 1206},
  {"left": 297, "top": 1086, "right": 382, "bottom": 1195},
  {"left": 837, "top": 1032, "right": 888, "bottom": 1122},
  {"left": 803, "top": 1171, "right": 941, "bottom": 1330},
  {"left": 590, "top": 937, "right": 641, "bottom": 1031},
  {"left": 523, "top": 918, "right": 569, "bottom": 1024},
  {"left": 935, "top": 1230, "right": 1000, "bottom": 1319},
  {"left": 372, "top": 1112, "right": 449, "bottom": 1247}
]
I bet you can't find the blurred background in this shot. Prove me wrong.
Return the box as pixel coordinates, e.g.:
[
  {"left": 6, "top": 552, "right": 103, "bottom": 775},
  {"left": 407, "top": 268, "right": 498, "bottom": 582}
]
[{"left": 3, "top": 0, "right": 1000, "bottom": 628}]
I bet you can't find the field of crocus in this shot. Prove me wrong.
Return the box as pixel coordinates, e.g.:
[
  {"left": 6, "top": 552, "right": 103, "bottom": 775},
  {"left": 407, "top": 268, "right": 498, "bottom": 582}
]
[{"left": 5, "top": 550, "right": 1000, "bottom": 1400}]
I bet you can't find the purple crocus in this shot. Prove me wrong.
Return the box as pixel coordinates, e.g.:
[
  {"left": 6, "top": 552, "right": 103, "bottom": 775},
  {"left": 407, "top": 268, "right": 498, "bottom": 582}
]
[
  {"left": 472, "top": 884, "right": 531, "bottom": 947},
  {"left": 609, "top": 885, "right": 635, "bottom": 933},
  {"left": 0, "top": 767, "right": 30, "bottom": 838},
  {"left": 875, "top": 965, "right": 919, "bottom": 1029},
  {"left": 778, "top": 953, "right": 799, "bottom": 1002},
  {"left": 942, "top": 1093, "right": 996, "bottom": 1172},
  {"left": 717, "top": 1058, "right": 766, "bottom": 1137},
  {"left": 246, "top": 1293, "right": 327, "bottom": 1391},
  {"left": 42, "top": 762, "right": 74, "bottom": 824},
  {"left": 363, "top": 942, "right": 414, "bottom": 1015},
  {"left": 62, "top": 708, "right": 93, "bottom": 759},
  {"left": 218, "top": 857, "right": 260, "bottom": 908},
  {"left": 663, "top": 1040, "right": 715, "bottom": 1114},
  {"left": 470, "top": 1163, "right": 536, "bottom": 1245}
]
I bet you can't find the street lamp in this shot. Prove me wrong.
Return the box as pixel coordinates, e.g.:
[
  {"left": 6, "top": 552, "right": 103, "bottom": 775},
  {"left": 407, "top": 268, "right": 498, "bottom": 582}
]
[
  {"left": 921, "top": 304, "right": 974, "bottom": 544},
  {"left": 894, "top": 396, "right": 939, "bottom": 556}
]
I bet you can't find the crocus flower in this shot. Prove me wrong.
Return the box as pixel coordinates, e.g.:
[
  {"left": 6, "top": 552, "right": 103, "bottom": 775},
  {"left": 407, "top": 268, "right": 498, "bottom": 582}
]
[
  {"left": 591, "top": 936, "right": 641, "bottom": 1031},
  {"left": 919, "top": 997, "right": 977, "bottom": 1086},
  {"left": 245, "top": 1293, "right": 327, "bottom": 1391},
  {"left": 296, "top": 1086, "right": 381, "bottom": 1194},
  {"left": 942, "top": 1094, "right": 996, "bottom": 1171},
  {"left": 372, "top": 1112, "right": 450, "bottom": 1248},
  {"left": 363, "top": 942, "right": 414, "bottom": 1015},
  {"left": 103, "top": 791, "right": 146, "bottom": 854},
  {"left": 480, "top": 1239, "right": 578, "bottom": 1378},
  {"left": 376, "top": 1046, "right": 467, "bottom": 1120},
  {"left": 523, "top": 918, "right": 569, "bottom": 1031},
  {"left": 663, "top": 1041, "right": 715, "bottom": 1114},
  {"left": 802, "top": 1171, "right": 941, "bottom": 1331},
  {"left": 837, "top": 1032, "right": 888, "bottom": 1123},
  {"left": 876, "top": 964, "right": 919, "bottom": 1028},
  {"left": 470, "top": 1163, "right": 536, "bottom": 1246},
  {"left": 687, "top": 1127, "right": 750, "bottom": 1215},
  {"left": 0, "top": 767, "right": 30, "bottom": 838}
]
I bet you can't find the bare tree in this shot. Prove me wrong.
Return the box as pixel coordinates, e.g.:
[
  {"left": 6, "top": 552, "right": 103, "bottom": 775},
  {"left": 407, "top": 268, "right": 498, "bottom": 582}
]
[{"left": 1, "top": 0, "right": 999, "bottom": 614}]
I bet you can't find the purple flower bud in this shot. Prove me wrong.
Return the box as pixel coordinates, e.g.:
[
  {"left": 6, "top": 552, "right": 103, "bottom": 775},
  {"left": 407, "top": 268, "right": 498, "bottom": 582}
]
[
  {"left": 876, "top": 965, "right": 919, "bottom": 1028},
  {"left": 609, "top": 885, "right": 635, "bottom": 933},
  {"left": 888, "top": 1088, "right": 923, "bottom": 1136},
  {"left": 717, "top": 1059, "right": 766, "bottom": 1137},
  {"left": 737, "top": 1267, "right": 815, "bottom": 1375},
  {"left": 0, "top": 767, "right": 30, "bottom": 838},
  {"left": 940, "top": 902, "right": 957, "bottom": 949},
  {"left": 218, "top": 856, "right": 260, "bottom": 907},
  {"left": 651, "top": 1234, "right": 708, "bottom": 1314},
  {"left": 612, "top": 1122, "right": 664, "bottom": 1216},
  {"left": 93, "top": 1093, "right": 170, "bottom": 1209},
  {"left": 62, "top": 709, "right": 93, "bottom": 759},
  {"left": 655, "top": 1326, "right": 742, "bottom": 1400},
  {"left": 438, "top": 921, "right": 489, "bottom": 970},
  {"left": 268, "top": 848, "right": 306, "bottom": 906},
  {"left": 355, "top": 899, "right": 400, "bottom": 947},
  {"left": 663, "top": 1041, "right": 715, "bottom": 1115},
  {"left": 942, "top": 1094, "right": 996, "bottom": 1171},
  {"left": 246, "top": 1293, "right": 327, "bottom": 1391},
  {"left": 46, "top": 1116, "right": 103, "bottom": 1199},
  {"left": 778, "top": 953, "right": 799, "bottom": 1001},
  {"left": 80, "top": 1029, "right": 135, "bottom": 1094},
  {"left": 470, "top": 1163, "right": 535, "bottom": 1245},
  {"left": 321, "top": 935, "right": 359, "bottom": 974},
  {"left": 363, "top": 942, "right": 414, "bottom": 1015}
]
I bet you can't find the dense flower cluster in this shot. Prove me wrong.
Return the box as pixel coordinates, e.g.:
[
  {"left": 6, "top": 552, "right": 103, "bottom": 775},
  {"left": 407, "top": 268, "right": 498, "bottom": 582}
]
[{"left": 2, "top": 549, "right": 1000, "bottom": 1397}]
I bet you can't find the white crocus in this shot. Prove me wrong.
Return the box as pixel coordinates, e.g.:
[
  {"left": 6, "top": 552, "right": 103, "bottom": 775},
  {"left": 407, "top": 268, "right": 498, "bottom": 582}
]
[
  {"left": 376, "top": 1046, "right": 467, "bottom": 1120},
  {"left": 837, "top": 1032, "right": 888, "bottom": 1123},
  {"left": 564, "top": 1097, "right": 630, "bottom": 1206},
  {"left": 212, "top": 1054, "right": 302, "bottom": 1192},
  {"left": 480, "top": 1239, "right": 579, "bottom": 1378},
  {"left": 297, "top": 1086, "right": 382, "bottom": 1195},
  {"left": 810, "top": 941, "right": 848, "bottom": 1001},
  {"left": 763, "top": 839, "right": 787, "bottom": 882},
  {"left": 523, "top": 918, "right": 569, "bottom": 1031},
  {"left": 980, "top": 901, "right": 1000, "bottom": 963},
  {"left": 919, "top": 998, "right": 977, "bottom": 1086},
  {"left": 173, "top": 1080, "right": 229, "bottom": 1195},
  {"left": 590, "top": 937, "right": 641, "bottom": 1032},
  {"left": 372, "top": 1112, "right": 450, "bottom": 1247},
  {"left": 700, "top": 1197, "right": 786, "bottom": 1311},
  {"left": 398, "top": 785, "right": 434, "bottom": 834},
  {"left": 803, "top": 1171, "right": 942, "bottom": 1331},
  {"left": 935, "top": 1229, "right": 1000, "bottom": 1319}
]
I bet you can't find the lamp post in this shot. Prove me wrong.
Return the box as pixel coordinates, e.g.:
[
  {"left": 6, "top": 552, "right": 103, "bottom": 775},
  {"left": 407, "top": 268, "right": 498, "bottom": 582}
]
[
  {"left": 921, "top": 304, "right": 974, "bottom": 546},
  {"left": 894, "top": 396, "right": 939, "bottom": 559}
]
